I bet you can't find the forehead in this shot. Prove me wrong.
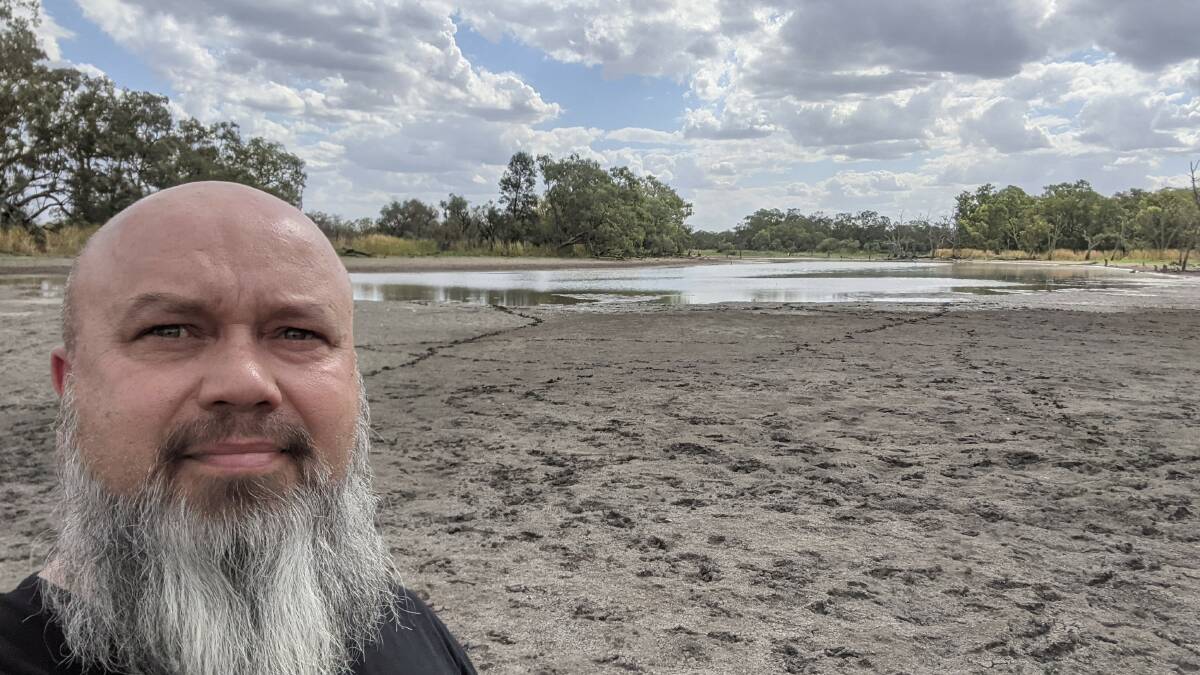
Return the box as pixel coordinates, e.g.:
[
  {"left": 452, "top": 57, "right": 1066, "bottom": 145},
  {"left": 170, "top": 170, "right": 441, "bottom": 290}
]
[{"left": 75, "top": 208, "right": 351, "bottom": 325}]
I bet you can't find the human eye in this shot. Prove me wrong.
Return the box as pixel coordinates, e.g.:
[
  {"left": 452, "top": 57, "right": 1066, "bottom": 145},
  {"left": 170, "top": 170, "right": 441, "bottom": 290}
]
[
  {"left": 139, "top": 324, "right": 191, "bottom": 339},
  {"left": 279, "top": 327, "right": 321, "bottom": 341}
]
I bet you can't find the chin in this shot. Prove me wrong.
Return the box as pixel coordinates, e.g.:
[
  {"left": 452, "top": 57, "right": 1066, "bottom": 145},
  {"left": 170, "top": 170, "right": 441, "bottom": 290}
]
[{"left": 174, "top": 463, "right": 304, "bottom": 516}]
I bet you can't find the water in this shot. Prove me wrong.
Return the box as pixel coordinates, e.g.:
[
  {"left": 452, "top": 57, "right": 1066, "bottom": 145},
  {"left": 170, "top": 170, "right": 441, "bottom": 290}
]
[
  {"left": 3, "top": 260, "right": 1171, "bottom": 307},
  {"left": 350, "top": 260, "right": 1162, "bottom": 306}
]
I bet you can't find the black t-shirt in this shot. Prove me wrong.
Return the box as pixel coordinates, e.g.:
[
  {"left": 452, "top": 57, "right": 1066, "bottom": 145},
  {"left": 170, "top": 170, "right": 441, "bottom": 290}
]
[{"left": 0, "top": 574, "right": 476, "bottom": 675}]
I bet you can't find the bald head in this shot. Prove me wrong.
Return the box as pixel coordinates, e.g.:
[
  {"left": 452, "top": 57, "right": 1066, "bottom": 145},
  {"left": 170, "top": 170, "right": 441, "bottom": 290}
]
[
  {"left": 62, "top": 182, "right": 348, "bottom": 354},
  {"left": 50, "top": 179, "right": 363, "bottom": 499}
]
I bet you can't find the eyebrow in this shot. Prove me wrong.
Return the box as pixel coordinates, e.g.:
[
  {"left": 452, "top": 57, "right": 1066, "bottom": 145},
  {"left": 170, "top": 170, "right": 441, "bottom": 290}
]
[
  {"left": 120, "top": 292, "right": 210, "bottom": 323},
  {"left": 120, "top": 293, "right": 341, "bottom": 329},
  {"left": 262, "top": 301, "right": 340, "bottom": 327}
]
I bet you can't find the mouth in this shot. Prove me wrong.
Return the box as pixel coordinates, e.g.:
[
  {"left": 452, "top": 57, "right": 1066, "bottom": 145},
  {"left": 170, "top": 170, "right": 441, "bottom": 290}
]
[{"left": 184, "top": 439, "right": 288, "bottom": 471}]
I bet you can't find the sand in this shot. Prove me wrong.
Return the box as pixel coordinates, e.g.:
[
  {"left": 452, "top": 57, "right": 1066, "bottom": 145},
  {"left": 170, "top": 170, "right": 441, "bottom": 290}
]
[{"left": 1, "top": 266, "right": 1198, "bottom": 674}]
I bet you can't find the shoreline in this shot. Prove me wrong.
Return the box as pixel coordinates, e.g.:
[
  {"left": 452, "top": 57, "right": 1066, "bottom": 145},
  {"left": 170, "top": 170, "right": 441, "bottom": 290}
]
[
  {"left": 0, "top": 254, "right": 723, "bottom": 276},
  {"left": 4, "top": 253, "right": 1199, "bottom": 277}
]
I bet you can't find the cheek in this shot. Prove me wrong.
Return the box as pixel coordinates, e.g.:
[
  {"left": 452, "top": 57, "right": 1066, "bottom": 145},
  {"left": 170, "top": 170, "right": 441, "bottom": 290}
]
[
  {"left": 71, "top": 371, "right": 184, "bottom": 494},
  {"left": 283, "top": 364, "right": 361, "bottom": 473}
]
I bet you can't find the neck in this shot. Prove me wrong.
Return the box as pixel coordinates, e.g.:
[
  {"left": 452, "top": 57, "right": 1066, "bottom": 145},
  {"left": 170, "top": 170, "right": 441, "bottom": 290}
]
[{"left": 38, "top": 558, "right": 67, "bottom": 590}]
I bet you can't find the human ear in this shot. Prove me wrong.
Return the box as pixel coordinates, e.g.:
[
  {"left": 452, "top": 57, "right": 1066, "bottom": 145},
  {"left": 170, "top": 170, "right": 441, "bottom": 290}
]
[{"left": 51, "top": 346, "right": 72, "bottom": 397}]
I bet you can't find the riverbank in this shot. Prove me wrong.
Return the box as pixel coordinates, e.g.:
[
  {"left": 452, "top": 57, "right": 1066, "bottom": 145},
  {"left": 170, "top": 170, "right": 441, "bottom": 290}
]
[
  {"left": 0, "top": 254, "right": 720, "bottom": 276},
  {"left": 1, "top": 277, "right": 1196, "bottom": 673}
]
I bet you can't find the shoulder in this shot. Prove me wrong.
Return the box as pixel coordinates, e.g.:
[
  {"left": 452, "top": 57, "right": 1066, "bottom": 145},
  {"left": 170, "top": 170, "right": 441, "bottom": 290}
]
[
  {"left": 355, "top": 587, "right": 476, "bottom": 675},
  {"left": 0, "top": 575, "right": 83, "bottom": 674}
]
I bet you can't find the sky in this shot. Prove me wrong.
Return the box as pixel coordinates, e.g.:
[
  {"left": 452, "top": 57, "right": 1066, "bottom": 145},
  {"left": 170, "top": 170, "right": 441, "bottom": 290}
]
[{"left": 30, "top": 0, "right": 1200, "bottom": 231}]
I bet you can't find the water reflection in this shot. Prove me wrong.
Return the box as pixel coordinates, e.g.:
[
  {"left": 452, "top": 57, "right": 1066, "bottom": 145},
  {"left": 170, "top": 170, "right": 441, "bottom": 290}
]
[
  {"left": 0, "top": 263, "right": 1158, "bottom": 307},
  {"left": 350, "top": 261, "right": 1154, "bottom": 306},
  {"left": 0, "top": 275, "right": 65, "bottom": 299}
]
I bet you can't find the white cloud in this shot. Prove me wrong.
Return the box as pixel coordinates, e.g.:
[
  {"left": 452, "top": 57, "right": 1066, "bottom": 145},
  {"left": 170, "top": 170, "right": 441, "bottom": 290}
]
[
  {"left": 39, "top": 0, "right": 1200, "bottom": 231},
  {"left": 961, "top": 98, "right": 1051, "bottom": 152},
  {"left": 605, "top": 128, "right": 683, "bottom": 145}
]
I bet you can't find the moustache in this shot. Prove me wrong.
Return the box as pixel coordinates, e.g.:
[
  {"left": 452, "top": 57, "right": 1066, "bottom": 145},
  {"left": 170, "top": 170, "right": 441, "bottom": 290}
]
[{"left": 158, "top": 413, "right": 317, "bottom": 467}]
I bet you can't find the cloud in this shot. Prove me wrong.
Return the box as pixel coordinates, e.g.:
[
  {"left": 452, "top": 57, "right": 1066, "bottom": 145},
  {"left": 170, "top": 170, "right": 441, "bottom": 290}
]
[
  {"left": 824, "top": 170, "right": 919, "bottom": 199},
  {"left": 962, "top": 98, "right": 1051, "bottom": 152},
  {"left": 1050, "top": 0, "right": 1200, "bottom": 71},
  {"left": 456, "top": 0, "right": 725, "bottom": 80},
  {"left": 45, "top": 0, "right": 1200, "bottom": 231},
  {"left": 682, "top": 106, "right": 774, "bottom": 140},
  {"left": 1077, "top": 94, "right": 1183, "bottom": 151},
  {"left": 605, "top": 128, "right": 683, "bottom": 145},
  {"left": 749, "top": 0, "right": 1046, "bottom": 88},
  {"left": 776, "top": 88, "right": 943, "bottom": 157},
  {"left": 75, "top": 0, "right": 560, "bottom": 123}
]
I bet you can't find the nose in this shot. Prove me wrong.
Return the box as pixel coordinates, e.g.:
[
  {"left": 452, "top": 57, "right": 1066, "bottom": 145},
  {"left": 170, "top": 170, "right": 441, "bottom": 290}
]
[{"left": 197, "top": 331, "right": 282, "bottom": 412}]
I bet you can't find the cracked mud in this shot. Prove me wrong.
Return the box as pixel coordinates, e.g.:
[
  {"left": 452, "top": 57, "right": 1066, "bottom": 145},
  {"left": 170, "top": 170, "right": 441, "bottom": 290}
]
[{"left": 1, "top": 281, "right": 1198, "bottom": 674}]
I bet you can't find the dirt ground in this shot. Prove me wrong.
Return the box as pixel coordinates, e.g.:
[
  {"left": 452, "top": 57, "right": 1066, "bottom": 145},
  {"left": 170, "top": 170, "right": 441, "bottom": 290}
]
[{"left": 1, "top": 270, "right": 1198, "bottom": 674}]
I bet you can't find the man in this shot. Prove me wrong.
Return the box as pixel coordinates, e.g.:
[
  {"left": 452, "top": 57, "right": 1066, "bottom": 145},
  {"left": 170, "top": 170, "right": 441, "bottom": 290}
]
[{"left": 0, "top": 182, "right": 476, "bottom": 674}]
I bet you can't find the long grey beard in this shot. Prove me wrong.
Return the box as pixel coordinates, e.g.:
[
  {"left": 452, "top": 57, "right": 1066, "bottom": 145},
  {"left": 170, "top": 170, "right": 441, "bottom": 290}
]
[{"left": 43, "top": 385, "right": 398, "bottom": 675}]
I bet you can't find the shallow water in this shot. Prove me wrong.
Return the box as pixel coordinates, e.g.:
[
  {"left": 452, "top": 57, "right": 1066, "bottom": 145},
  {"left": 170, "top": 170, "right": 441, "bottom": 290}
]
[
  {"left": 350, "top": 260, "right": 1160, "bottom": 306},
  {"left": 2, "top": 261, "right": 1173, "bottom": 307}
]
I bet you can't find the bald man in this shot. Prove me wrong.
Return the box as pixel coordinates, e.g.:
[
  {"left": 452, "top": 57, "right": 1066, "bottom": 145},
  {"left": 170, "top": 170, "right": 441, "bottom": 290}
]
[{"left": 0, "top": 183, "right": 476, "bottom": 675}]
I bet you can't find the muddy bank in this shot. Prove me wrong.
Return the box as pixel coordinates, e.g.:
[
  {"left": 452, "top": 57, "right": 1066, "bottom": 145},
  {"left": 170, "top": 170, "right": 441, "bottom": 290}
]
[{"left": 1, "top": 284, "right": 1198, "bottom": 673}]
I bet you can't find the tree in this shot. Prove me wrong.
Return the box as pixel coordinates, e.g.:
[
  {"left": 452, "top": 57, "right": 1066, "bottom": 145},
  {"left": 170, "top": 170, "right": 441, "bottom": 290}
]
[
  {"left": 1108, "top": 189, "right": 1144, "bottom": 259},
  {"left": 920, "top": 217, "right": 954, "bottom": 259},
  {"left": 307, "top": 211, "right": 370, "bottom": 239},
  {"left": 1039, "top": 180, "right": 1099, "bottom": 260},
  {"left": 635, "top": 173, "right": 692, "bottom": 256},
  {"left": 158, "top": 120, "right": 305, "bottom": 208},
  {"left": 1, "top": 0, "right": 78, "bottom": 229},
  {"left": 378, "top": 198, "right": 438, "bottom": 238},
  {"left": 538, "top": 153, "right": 617, "bottom": 255},
  {"left": 437, "top": 193, "right": 473, "bottom": 250},
  {"left": 1, "top": 0, "right": 307, "bottom": 233},
  {"left": 498, "top": 152, "right": 538, "bottom": 250},
  {"left": 1083, "top": 196, "right": 1119, "bottom": 261},
  {"left": 1184, "top": 161, "right": 1200, "bottom": 271},
  {"left": 1136, "top": 203, "right": 1172, "bottom": 258}
]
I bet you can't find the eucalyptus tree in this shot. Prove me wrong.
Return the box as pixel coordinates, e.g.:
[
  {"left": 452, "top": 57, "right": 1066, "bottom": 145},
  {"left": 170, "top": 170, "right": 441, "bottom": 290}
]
[
  {"left": 1039, "top": 180, "right": 1099, "bottom": 260},
  {"left": 378, "top": 198, "right": 439, "bottom": 239},
  {"left": 498, "top": 151, "right": 538, "bottom": 249}
]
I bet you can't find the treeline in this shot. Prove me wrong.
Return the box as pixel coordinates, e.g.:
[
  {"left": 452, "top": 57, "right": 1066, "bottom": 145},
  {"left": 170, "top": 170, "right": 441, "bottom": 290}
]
[
  {"left": 311, "top": 152, "right": 695, "bottom": 258},
  {"left": 1, "top": 0, "right": 305, "bottom": 243},
  {"left": 698, "top": 176, "right": 1200, "bottom": 270}
]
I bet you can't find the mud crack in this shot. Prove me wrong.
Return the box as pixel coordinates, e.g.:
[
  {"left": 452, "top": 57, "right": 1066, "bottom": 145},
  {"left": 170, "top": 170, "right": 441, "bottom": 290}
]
[{"left": 360, "top": 304, "right": 542, "bottom": 377}]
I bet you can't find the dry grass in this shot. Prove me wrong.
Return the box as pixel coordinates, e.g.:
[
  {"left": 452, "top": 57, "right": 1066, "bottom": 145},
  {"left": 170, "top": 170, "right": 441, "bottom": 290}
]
[
  {"left": 934, "top": 247, "right": 1189, "bottom": 264},
  {"left": 0, "top": 228, "right": 39, "bottom": 255},
  {"left": 0, "top": 225, "right": 98, "bottom": 256},
  {"left": 43, "top": 225, "right": 99, "bottom": 256},
  {"left": 333, "top": 234, "right": 440, "bottom": 257}
]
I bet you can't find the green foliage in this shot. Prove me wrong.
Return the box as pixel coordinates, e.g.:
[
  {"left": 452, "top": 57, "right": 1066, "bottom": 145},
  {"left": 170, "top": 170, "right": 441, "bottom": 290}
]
[
  {"left": 497, "top": 151, "right": 538, "bottom": 247},
  {"left": 307, "top": 211, "right": 372, "bottom": 239},
  {"left": 0, "top": 0, "right": 306, "bottom": 242},
  {"left": 533, "top": 154, "right": 692, "bottom": 257},
  {"left": 377, "top": 198, "right": 438, "bottom": 239}
]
